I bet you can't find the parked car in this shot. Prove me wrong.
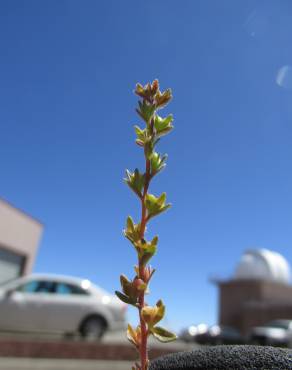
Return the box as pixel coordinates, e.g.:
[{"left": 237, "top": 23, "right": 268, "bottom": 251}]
[
  {"left": 250, "top": 320, "right": 292, "bottom": 347},
  {"left": 180, "top": 324, "right": 245, "bottom": 345},
  {"left": 0, "top": 274, "right": 127, "bottom": 340},
  {"left": 180, "top": 323, "right": 210, "bottom": 344},
  {"left": 208, "top": 325, "right": 245, "bottom": 345}
]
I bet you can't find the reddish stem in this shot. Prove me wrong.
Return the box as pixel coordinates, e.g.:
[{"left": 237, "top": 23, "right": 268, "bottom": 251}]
[{"left": 138, "top": 158, "right": 151, "bottom": 370}]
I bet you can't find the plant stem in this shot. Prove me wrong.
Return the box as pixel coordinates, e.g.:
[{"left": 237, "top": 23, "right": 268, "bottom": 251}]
[
  {"left": 140, "top": 159, "right": 150, "bottom": 237},
  {"left": 138, "top": 158, "right": 151, "bottom": 370}
]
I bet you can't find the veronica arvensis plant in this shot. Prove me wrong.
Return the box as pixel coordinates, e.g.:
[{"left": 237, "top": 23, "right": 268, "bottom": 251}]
[{"left": 115, "top": 80, "right": 177, "bottom": 370}]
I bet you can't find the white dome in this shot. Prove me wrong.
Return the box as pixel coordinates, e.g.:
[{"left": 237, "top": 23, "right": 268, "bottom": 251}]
[{"left": 234, "top": 249, "right": 290, "bottom": 284}]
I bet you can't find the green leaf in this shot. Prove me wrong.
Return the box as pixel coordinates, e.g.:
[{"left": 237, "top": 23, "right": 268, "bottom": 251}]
[
  {"left": 126, "top": 216, "right": 135, "bottom": 232},
  {"left": 127, "top": 324, "right": 139, "bottom": 347},
  {"left": 115, "top": 291, "right": 137, "bottom": 306},
  {"left": 120, "top": 274, "right": 131, "bottom": 296},
  {"left": 136, "top": 100, "right": 156, "bottom": 123},
  {"left": 135, "top": 83, "right": 144, "bottom": 97},
  {"left": 150, "top": 152, "right": 167, "bottom": 176},
  {"left": 141, "top": 300, "right": 165, "bottom": 328},
  {"left": 150, "top": 204, "right": 171, "bottom": 219},
  {"left": 157, "top": 192, "right": 166, "bottom": 206},
  {"left": 145, "top": 242, "right": 157, "bottom": 255},
  {"left": 151, "top": 326, "right": 177, "bottom": 343},
  {"left": 134, "top": 125, "right": 148, "bottom": 147},
  {"left": 145, "top": 194, "right": 159, "bottom": 212},
  {"left": 145, "top": 193, "right": 171, "bottom": 220},
  {"left": 157, "top": 126, "right": 173, "bottom": 138},
  {"left": 151, "top": 235, "right": 158, "bottom": 246},
  {"left": 154, "top": 114, "right": 174, "bottom": 137},
  {"left": 124, "top": 217, "right": 141, "bottom": 244},
  {"left": 138, "top": 238, "right": 157, "bottom": 265},
  {"left": 124, "top": 169, "right": 145, "bottom": 198},
  {"left": 134, "top": 125, "right": 144, "bottom": 138},
  {"left": 153, "top": 300, "right": 165, "bottom": 325},
  {"left": 154, "top": 114, "right": 172, "bottom": 130}
]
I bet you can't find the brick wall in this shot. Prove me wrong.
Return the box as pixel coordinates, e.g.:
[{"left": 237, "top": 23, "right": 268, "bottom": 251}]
[
  {"left": 0, "top": 339, "right": 181, "bottom": 361},
  {"left": 218, "top": 279, "right": 292, "bottom": 334}
]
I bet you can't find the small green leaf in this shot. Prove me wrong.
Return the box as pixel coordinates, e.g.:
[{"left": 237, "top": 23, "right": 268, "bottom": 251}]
[
  {"left": 134, "top": 125, "right": 148, "bottom": 147},
  {"left": 135, "top": 83, "right": 144, "bottom": 96},
  {"left": 147, "top": 204, "right": 171, "bottom": 220},
  {"left": 151, "top": 326, "right": 177, "bottom": 342},
  {"left": 157, "top": 192, "right": 166, "bottom": 206},
  {"left": 145, "top": 193, "right": 171, "bottom": 220},
  {"left": 127, "top": 324, "right": 138, "bottom": 347},
  {"left": 151, "top": 236, "right": 158, "bottom": 246},
  {"left": 136, "top": 100, "right": 156, "bottom": 123},
  {"left": 137, "top": 239, "right": 157, "bottom": 265},
  {"left": 115, "top": 291, "right": 136, "bottom": 306},
  {"left": 126, "top": 216, "right": 134, "bottom": 232},
  {"left": 124, "top": 169, "right": 145, "bottom": 198},
  {"left": 156, "top": 126, "right": 173, "bottom": 138},
  {"left": 153, "top": 300, "right": 165, "bottom": 325},
  {"left": 120, "top": 274, "right": 131, "bottom": 296},
  {"left": 150, "top": 152, "right": 167, "bottom": 176},
  {"left": 154, "top": 114, "right": 174, "bottom": 137},
  {"left": 140, "top": 253, "right": 152, "bottom": 266},
  {"left": 145, "top": 194, "right": 160, "bottom": 214},
  {"left": 124, "top": 217, "right": 141, "bottom": 244},
  {"left": 134, "top": 125, "right": 144, "bottom": 138},
  {"left": 154, "top": 114, "right": 173, "bottom": 130},
  {"left": 141, "top": 300, "right": 165, "bottom": 328}
]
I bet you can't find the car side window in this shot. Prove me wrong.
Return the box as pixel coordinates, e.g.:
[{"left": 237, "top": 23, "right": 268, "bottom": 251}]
[
  {"left": 56, "top": 282, "right": 89, "bottom": 295},
  {"left": 17, "top": 280, "right": 56, "bottom": 293},
  {"left": 17, "top": 281, "right": 38, "bottom": 293}
]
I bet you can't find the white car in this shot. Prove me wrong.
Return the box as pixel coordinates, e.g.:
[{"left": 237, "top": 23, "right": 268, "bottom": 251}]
[
  {"left": 0, "top": 274, "right": 127, "bottom": 339},
  {"left": 250, "top": 320, "right": 292, "bottom": 347}
]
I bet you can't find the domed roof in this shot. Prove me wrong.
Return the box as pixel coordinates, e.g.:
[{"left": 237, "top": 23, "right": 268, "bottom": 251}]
[{"left": 234, "top": 249, "right": 290, "bottom": 284}]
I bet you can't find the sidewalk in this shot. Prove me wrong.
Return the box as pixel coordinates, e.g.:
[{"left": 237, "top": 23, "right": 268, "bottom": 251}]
[{"left": 0, "top": 358, "right": 133, "bottom": 370}]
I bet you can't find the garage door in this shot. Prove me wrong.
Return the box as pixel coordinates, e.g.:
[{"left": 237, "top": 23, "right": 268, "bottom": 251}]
[{"left": 0, "top": 247, "right": 24, "bottom": 284}]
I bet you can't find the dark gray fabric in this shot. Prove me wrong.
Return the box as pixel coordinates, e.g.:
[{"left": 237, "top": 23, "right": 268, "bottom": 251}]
[{"left": 149, "top": 345, "right": 292, "bottom": 370}]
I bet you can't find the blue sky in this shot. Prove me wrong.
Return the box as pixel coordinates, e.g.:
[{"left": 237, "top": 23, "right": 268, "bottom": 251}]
[{"left": 1, "top": 0, "right": 292, "bottom": 331}]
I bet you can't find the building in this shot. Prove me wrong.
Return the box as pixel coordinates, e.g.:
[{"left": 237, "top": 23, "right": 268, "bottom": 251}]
[
  {"left": 216, "top": 249, "right": 292, "bottom": 334},
  {"left": 0, "top": 198, "right": 43, "bottom": 284}
]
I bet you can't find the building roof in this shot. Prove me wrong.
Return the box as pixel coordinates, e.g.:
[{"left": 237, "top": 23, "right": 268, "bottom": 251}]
[
  {"left": 234, "top": 249, "right": 290, "bottom": 284},
  {"left": 0, "top": 197, "right": 43, "bottom": 226}
]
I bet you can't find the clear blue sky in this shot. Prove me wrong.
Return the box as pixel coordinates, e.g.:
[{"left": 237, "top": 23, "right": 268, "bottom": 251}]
[{"left": 1, "top": 0, "right": 292, "bottom": 331}]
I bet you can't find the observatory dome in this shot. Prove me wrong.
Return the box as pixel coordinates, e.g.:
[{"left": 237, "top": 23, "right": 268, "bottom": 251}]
[{"left": 234, "top": 249, "right": 290, "bottom": 284}]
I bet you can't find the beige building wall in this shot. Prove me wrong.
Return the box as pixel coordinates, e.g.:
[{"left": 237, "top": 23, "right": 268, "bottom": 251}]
[{"left": 0, "top": 198, "right": 43, "bottom": 275}]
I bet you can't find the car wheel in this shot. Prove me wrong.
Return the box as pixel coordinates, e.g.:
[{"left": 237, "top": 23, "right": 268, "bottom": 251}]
[{"left": 80, "top": 316, "right": 106, "bottom": 341}]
